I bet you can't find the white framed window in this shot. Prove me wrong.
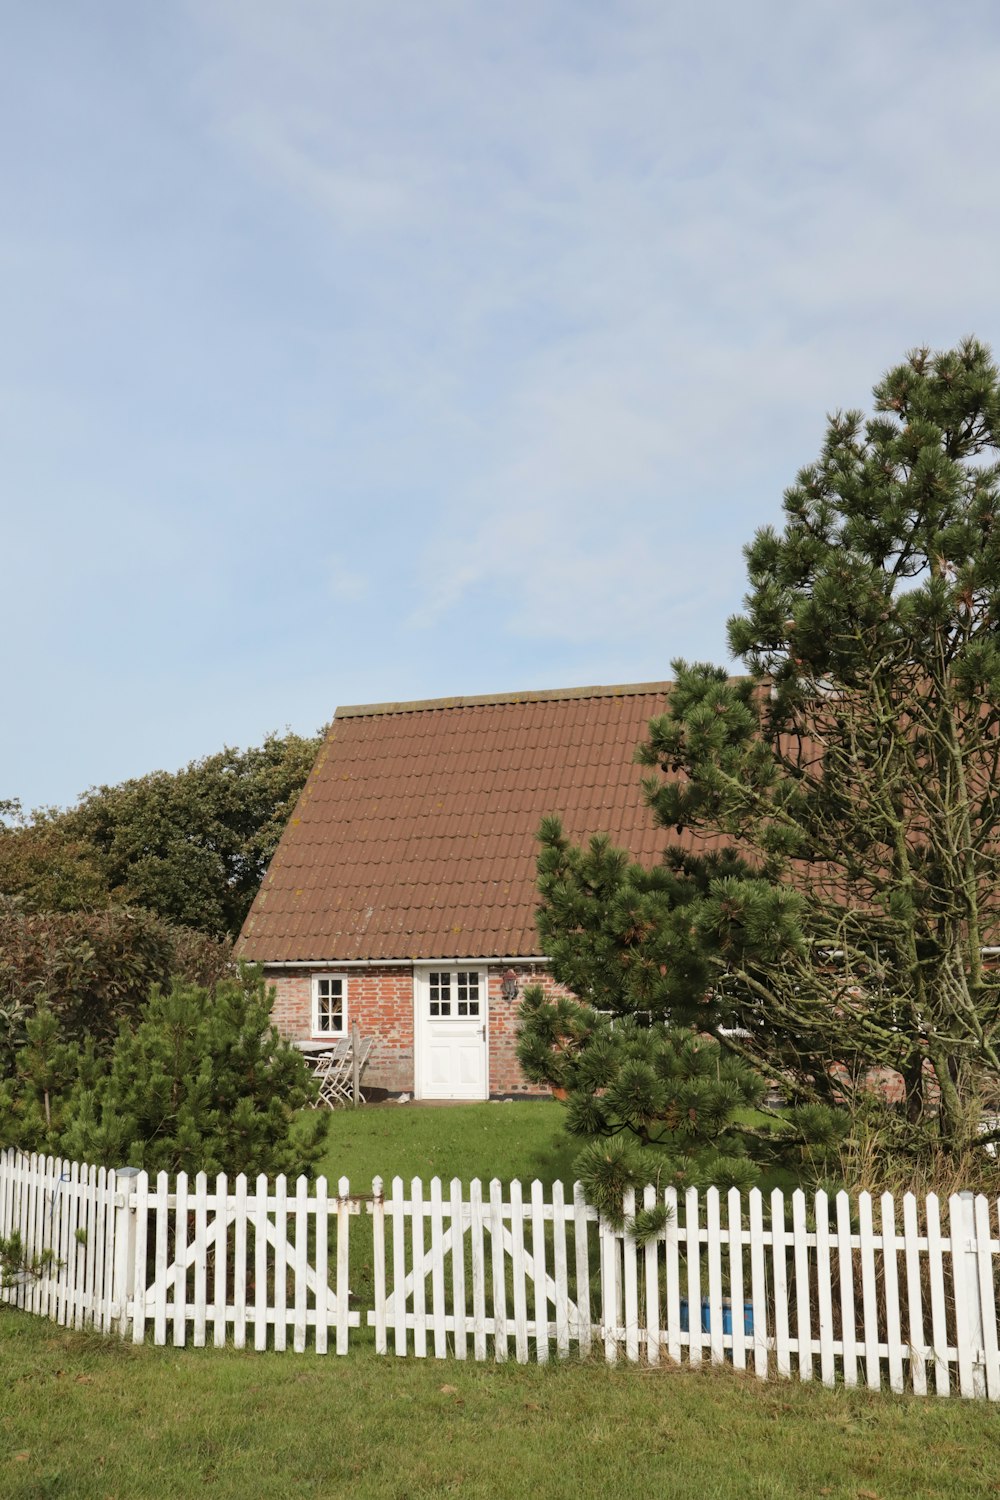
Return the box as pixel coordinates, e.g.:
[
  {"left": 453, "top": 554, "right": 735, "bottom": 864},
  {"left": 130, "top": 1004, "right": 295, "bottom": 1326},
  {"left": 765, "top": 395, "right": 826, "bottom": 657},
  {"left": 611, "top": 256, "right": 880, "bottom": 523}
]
[
  {"left": 311, "top": 974, "right": 347, "bottom": 1036},
  {"left": 427, "top": 969, "right": 481, "bottom": 1018}
]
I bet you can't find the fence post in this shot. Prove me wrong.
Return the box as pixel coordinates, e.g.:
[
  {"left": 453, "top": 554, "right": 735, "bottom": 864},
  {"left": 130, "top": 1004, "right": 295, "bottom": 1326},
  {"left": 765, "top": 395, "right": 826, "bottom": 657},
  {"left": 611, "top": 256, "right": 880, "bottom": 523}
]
[
  {"left": 952, "top": 1191, "right": 987, "bottom": 1398},
  {"left": 112, "top": 1167, "right": 141, "bottom": 1340},
  {"left": 352, "top": 1021, "right": 361, "bottom": 1107}
]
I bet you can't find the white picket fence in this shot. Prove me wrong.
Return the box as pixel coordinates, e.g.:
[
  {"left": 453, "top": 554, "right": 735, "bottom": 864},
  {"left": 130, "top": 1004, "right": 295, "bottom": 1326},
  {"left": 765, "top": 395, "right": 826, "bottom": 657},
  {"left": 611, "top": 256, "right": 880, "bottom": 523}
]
[{"left": 2, "top": 1149, "right": 999, "bottom": 1399}]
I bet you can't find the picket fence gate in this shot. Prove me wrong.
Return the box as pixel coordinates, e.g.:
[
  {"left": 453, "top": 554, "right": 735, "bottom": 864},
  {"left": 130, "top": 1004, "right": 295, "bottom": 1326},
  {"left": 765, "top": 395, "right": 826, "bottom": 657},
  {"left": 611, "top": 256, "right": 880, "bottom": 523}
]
[{"left": 2, "top": 1149, "right": 999, "bottom": 1400}]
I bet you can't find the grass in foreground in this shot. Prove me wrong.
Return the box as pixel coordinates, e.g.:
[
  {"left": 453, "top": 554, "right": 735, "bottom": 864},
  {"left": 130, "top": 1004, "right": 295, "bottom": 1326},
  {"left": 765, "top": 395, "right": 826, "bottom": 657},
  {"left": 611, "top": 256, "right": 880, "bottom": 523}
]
[{"left": 2, "top": 1309, "right": 998, "bottom": 1499}]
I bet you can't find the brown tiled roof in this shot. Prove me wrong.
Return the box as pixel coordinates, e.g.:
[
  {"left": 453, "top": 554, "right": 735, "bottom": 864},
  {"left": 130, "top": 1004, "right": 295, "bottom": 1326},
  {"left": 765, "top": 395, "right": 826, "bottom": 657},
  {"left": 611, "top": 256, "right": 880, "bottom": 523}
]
[{"left": 237, "top": 683, "right": 686, "bottom": 963}]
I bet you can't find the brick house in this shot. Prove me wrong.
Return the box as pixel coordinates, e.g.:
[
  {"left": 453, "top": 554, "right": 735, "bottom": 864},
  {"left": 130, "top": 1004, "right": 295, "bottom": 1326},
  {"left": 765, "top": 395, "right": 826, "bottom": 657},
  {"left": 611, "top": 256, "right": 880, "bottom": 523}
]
[{"left": 235, "top": 683, "right": 672, "bottom": 1099}]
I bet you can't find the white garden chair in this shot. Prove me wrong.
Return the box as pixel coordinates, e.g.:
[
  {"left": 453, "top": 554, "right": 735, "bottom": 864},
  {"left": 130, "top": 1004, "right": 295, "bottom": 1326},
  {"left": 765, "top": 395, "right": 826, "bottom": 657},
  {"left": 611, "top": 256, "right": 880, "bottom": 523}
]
[{"left": 307, "top": 1036, "right": 374, "bottom": 1108}]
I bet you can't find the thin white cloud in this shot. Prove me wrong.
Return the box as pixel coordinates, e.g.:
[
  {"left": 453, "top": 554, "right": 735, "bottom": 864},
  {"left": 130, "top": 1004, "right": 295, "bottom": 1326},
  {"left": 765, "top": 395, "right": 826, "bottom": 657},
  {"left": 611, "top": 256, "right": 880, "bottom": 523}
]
[{"left": 327, "top": 555, "right": 367, "bottom": 601}]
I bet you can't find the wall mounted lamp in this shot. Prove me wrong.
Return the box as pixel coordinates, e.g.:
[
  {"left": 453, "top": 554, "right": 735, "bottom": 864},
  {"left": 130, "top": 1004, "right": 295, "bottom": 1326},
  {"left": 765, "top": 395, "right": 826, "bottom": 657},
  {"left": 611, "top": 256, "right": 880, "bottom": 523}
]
[{"left": 500, "top": 968, "right": 519, "bottom": 1003}]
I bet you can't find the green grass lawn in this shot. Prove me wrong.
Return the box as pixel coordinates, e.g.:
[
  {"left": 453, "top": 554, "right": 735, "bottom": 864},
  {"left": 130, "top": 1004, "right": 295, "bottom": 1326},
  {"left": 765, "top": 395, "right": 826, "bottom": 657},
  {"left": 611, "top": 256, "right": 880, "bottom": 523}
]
[
  {"left": 3, "top": 1309, "right": 997, "bottom": 1500},
  {"left": 310, "top": 1098, "right": 791, "bottom": 1194},
  {"left": 311, "top": 1098, "right": 580, "bottom": 1191}
]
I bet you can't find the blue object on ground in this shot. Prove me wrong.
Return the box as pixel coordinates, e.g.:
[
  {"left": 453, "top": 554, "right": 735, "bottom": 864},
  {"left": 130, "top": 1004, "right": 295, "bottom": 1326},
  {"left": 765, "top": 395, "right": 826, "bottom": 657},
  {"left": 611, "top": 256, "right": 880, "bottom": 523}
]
[{"left": 679, "top": 1296, "right": 754, "bottom": 1335}]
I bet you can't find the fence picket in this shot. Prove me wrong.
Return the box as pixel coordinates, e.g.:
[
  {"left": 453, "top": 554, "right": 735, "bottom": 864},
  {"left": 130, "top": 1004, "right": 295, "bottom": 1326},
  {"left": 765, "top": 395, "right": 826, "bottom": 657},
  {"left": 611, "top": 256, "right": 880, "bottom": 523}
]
[
  {"left": 706, "top": 1188, "right": 724, "bottom": 1367},
  {"left": 858, "top": 1193, "right": 881, "bottom": 1390},
  {"left": 234, "top": 1174, "right": 248, "bottom": 1351},
  {"left": 572, "top": 1183, "right": 592, "bottom": 1360},
  {"left": 727, "top": 1188, "right": 747, "bottom": 1373},
  {"left": 29, "top": 1154, "right": 44, "bottom": 1319},
  {"left": 430, "top": 1177, "right": 448, "bottom": 1360},
  {"left": 336, "top": 1176, "right": 351, "bottom": 1356},
  {"left": 949, "top": 1193, "right": 979, "bottom": 1398},
  {"left": 685, "top": 1189, "right": 702, "bottom": 1368},
  {"left": 792, "top": 1190, "right": 812, "bottom": 1381},
  {"left": 510, "top": 1180, "right": 529, "bottom": 1364},
  {"left": 835, "top": 1191, "right": 857, "bottom": 1388},
  {"left": 489, "top": 1179, "right": 508, "bottom": 1363},
  {"left": 152, "top": 1170, "right": 169, "bottom": 1345},
  {"left": 253, "top": 1173, "right": 268, "bottom": 1352},
  {"left": 600, "top": 1211, "right": 619, "bottom": 1364},
  {"left": 33, "top": 1156, "right": 48, "bottom": 1322},
  {"left": 370, "top": 1176, "right": 385, "bottom": 1357},
  {"left": 214, "top": 1173, "right": 229, "bottom": 1349},
  {"left": 131, "top": 1171, "right": 149, "bottom": 1345},
  {"left": 771, "top": 1190, "right": 790, "bottom": 1379},
  {"left": 665, "top": 1185, "right": 682, "bottom": 1366},
  {"left": 881, "top": 1193, "right": 904, "bottom": 1394},
  {"left": 273, "top": 1174, "right": 287, "bottom": 1352},
  {"left": 13, "top": 1153, "right": 28, "bottom": 1315},
  {"left": 902, "top": 1192, "right": 926, "bottom": 1396},
  {"left": 99, "top": 1165, "right": 117, "bottom": 1333},
  {"left": 552, "top": 1181, "right": 571, "bottom": 1359},
  {"left": 411, "top": 1177, "right": 427, "bottom": 1358},
  {"left": 645, "top": 1184, "right": 662, "bottom": 1368},
  {"left": 43, "top": 1156, "right": 61, "bottom": 1325},
  {"left": 293, "top": 1174, "right": 309, "bottom": 1353},
  {"left": 974, "top": 1195, "right": 1000, "bottom": 1400},
  {"left": 315, "top": 1175, "right": 330, "bottom": 1356},
  {"left": 814, "top": 1190, "right": 835, "bottom": 1387},
  {"left": 0, "top": 1149, "right": 8, "bottom": 1241},
  {"left": 68, "top": 1161, "right": 83, "bottom": 1329},
  {"left": 925, "top": 1192, "right": 950, "bottom": 1397},
  {"left": 450, "top": 1177, "right": 467, "bottom": 1361},
  {"left": 94, "top": 1165, "right": 111, "bottom": 1332},
  {"left": 392, "top": 1175, "right": 408, "bottom": 1356},
  {"left": 173, "top": 1172, "right": 189, "bottom": 1346},
  {"left": 622, "top": 1188, "right": 640, "bottom": 1364},
  {"left": 84, "top": 1161, "right": 100, "bottom": 1326},
  {"left": 530, "top": 1179, "right": 548, "bottom": 1363},
  {"left": 57, "top": 1158, "right": 73, "bottom": 1329},
  {"left": 192, "top": 1170, "right": 209, "bottom": 1348},
  {"left": 470, "top": 1178, "right": 487, "bottom": 1361}
]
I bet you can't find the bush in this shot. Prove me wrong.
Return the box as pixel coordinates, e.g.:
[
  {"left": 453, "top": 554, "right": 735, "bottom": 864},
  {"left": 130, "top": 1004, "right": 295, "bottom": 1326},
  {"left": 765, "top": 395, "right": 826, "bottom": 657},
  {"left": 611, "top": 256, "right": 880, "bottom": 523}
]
[{"left": 0, "top": 903, "right": 232, "bottom": 1074}]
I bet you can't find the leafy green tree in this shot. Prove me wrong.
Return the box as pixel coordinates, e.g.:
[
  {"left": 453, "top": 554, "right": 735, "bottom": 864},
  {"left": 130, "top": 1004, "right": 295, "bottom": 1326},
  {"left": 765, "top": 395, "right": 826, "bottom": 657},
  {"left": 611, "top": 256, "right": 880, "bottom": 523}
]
[
  {"left": 0, "top": 730, "right": 322, "bottom": 938},
  {"left": 61, "top": 730, "right": 322, "bottom": 937},
  {"left": 0, "top": 807, "right": 107, "bottom": 913},
  {"left": 522, "top": 338, "right": 1000, "bottom": 1162}
]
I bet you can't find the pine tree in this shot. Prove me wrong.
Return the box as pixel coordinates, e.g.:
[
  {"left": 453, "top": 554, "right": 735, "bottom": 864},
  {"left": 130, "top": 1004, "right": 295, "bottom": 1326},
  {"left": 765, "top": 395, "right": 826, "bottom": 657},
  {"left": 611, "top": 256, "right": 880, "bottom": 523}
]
[
  {"left": 517, "top": 985, "right": 840, "bottom": 1221},
  {"left": 60, "top": 970, "right": 327, "bottom": 1177},
  {"left": 0, "top": 1007, "right": 102, "bottom": 1155},
  {"left": 0, "top": 967, "right": 324, "bottom": 1178},
  {"left": 521, "top": 339, "right": 1000, "bottom": 1164}
]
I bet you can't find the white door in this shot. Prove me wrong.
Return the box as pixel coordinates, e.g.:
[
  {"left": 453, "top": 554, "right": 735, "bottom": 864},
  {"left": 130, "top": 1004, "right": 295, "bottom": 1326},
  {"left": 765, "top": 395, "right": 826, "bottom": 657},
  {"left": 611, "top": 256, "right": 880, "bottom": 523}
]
[{"left": 415, "top": 968, "right": 488, "bottom": 1100}]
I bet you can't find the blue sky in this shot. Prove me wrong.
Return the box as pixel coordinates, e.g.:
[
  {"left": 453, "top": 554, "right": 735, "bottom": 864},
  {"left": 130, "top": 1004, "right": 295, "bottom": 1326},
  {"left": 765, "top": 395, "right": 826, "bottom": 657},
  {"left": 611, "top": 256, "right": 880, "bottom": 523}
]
[{"left": 4, "top": 1, "right": 1000, "bottom": 810}]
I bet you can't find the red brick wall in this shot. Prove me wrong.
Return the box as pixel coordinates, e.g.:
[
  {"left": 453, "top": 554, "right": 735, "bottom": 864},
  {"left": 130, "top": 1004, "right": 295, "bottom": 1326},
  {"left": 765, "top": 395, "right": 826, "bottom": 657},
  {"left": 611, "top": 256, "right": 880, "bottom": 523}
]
[
  {"left": 265, "top": 966, "right": 415, "bottom": 1093},
  {"left": 265, "top": 962, "right": 571, "bottom": 1097},
  {"left": 487, "top": 964, "right": 570, "bottom": 1095}
]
